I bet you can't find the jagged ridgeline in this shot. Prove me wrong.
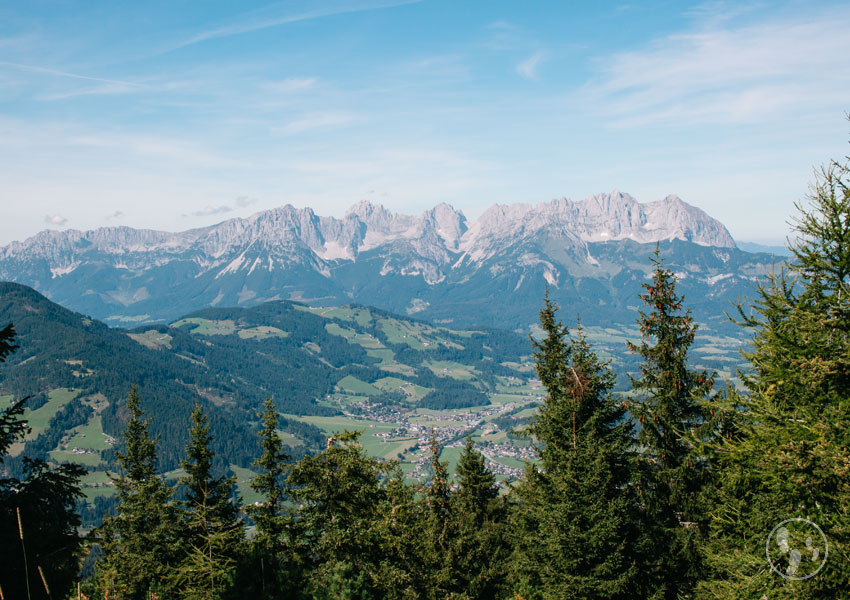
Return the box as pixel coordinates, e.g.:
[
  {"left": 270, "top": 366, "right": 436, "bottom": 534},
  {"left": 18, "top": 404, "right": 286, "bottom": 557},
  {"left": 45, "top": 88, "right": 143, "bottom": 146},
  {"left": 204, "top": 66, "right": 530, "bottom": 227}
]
[
  {"left": 0, "top": 282, "right": 529, "bottom": 480},
  {"left": 0, "top": 194, "right": 778, "bottom": 336}
]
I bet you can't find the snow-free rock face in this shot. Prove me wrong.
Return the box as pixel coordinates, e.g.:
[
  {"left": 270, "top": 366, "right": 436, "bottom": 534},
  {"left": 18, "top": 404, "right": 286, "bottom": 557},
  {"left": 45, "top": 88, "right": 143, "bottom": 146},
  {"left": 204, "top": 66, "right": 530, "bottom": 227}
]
[{"left": 0, "top": 192, "right": 767, "bottom": 330}]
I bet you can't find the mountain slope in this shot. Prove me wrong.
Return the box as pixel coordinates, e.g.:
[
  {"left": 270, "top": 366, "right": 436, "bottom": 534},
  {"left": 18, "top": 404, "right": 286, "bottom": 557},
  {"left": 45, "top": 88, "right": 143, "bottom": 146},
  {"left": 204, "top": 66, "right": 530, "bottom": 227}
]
[
  {"left": 0, "top": 192, "right": 765, "bottom": 331},
  {"left": 0, "top": 283, "right": 532, "bottom": 479}
]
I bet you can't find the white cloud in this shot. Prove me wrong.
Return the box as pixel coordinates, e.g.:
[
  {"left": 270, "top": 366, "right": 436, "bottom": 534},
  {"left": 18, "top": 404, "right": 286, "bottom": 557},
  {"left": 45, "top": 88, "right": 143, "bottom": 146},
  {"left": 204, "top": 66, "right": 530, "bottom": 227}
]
[
  {"left": 189, "top": 205, "right": 233, "bottom": 217},
  {"left": 516, "top": 52, "right": 545, "bottom": 80},
  {"left": 44, "top": 214, "right": 67, "bottom": 225},
  {"left": 583, "top": 10, "right": 850, "bottom": 127},
  {"left": 234, "top": 196, "right": 257, "bottom": 208},
  {"left": 106, "top": 210, "right": 124, "bottom": 220},
  {"left": 277, "top": 111, "right": 360, "bottom": 134},
  {"left": 264, "top": 77, "right": 318, "bottom": 93}
]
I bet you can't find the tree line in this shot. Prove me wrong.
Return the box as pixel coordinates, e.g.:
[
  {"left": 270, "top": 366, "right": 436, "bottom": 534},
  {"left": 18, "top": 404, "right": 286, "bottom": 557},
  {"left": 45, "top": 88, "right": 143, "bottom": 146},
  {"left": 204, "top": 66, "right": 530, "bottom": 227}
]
[{"left": 1, "top": 152, "right": 849, "bottom": 598}]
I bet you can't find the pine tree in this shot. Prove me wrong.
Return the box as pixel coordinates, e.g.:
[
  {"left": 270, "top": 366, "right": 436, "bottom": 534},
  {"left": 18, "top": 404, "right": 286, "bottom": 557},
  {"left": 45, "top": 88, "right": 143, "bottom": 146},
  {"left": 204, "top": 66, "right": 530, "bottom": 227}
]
[
  {"left": 421, "top": 431, "right": 456, "bottom": 599},
  {"left": 697, "top": 150, "right": 850, "bottom": 598},
  {"left": 244, "top": 398, "right": 293, "bottom": 599},
  {"left": 510, "top": 299, "right": 641, "bottom": 599},
  {"left": 451, "top": 436, "right": 507, "bottom": 599},
  {"left": 171, "top": 404, "right": 244, "bottom": 599},
  {"left": 286, "top": 431, "right": 395, "bottom": 598},
  {"left": 96, "top": 386, "right": 179, "bottom": 599},
  {"left": 626, "top": 247, "right": 713, "bottom": 598}
]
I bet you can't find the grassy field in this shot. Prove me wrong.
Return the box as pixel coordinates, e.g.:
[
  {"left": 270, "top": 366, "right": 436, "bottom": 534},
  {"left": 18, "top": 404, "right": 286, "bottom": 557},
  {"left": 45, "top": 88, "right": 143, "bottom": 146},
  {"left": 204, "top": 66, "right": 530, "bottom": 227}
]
[
  {"left": 127, "top": 330, "right": 174, "bottom": 349},
  {"left": 237, "top": 325, "right": 289, "bottom": 340},
  {"left": 425, "top": 360, "right": 478, "bottom": 381},
  {"left": 80, "top": 470, "right": 114, "bottom": 501},
  {"left": 296, "top": 305, "right": 375, "bottom": 328},
  {"left": 231, "top": 464, "right": 263, "bottom": 505},
  {"left": 172, "top": 318, "right": 237, "bottom": 336},
  {"left": 373, "top": 377, "right": 431, "bottom": 402},
  {"left": 336, "top": 375, "right": 381, "bottom": 396},
  {"left": 365, "top": 348, "right": 416, "bottom": 376},
  {"left": 66, "top": 416, "right": 113, "bottom": 451},
  {"left": 49, "top": 449, "right": 102, "bottom": 467},
  {"left": 24, "top": 388, "right": 79, "bottom": 438}
]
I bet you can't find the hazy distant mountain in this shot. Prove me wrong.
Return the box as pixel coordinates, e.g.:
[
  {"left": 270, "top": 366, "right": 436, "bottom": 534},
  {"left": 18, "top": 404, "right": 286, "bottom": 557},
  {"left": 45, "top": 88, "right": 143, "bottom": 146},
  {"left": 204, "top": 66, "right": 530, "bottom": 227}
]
[
  {"left": 735, "top": 241, "right": 793, "bottom": 256},
  {"left": 0, "top": 191, "right": 775, "bottom": 332}
]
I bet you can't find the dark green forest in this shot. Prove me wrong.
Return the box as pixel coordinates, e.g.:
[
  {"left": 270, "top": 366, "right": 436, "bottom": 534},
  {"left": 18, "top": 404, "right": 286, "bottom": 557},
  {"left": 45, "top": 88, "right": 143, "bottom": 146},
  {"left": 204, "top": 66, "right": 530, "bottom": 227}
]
[{"left": 1, "top": 155, "right": 849, "bottom": 599}]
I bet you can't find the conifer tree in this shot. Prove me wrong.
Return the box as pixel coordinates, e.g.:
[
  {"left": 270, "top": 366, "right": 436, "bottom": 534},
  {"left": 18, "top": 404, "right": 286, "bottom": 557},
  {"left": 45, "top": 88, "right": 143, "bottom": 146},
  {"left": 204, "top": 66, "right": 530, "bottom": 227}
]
[
  {"left": 286, "top": 431, "right": 395, "bottom": 598},
  {"left": 421, "top": 431, "right": 456, "bottom": 599},
  {"left": 697, "top": 149, "right": 850, "bottom": 598},
  {"left": 451, "top": 435, "right": 507, "bottom": 599},
  {"left": 171, "top": 404, "right": 244, "bottom": 599},
  {"left": 0, "top": 323, "right": 85, "bottom": 600},
  {"left": 244, "top": 398, "right": 293, "bottom": 599},
  {"left": 96, "top": 386, "right": 179, "bottom": 599},
  {"left": 510, "top": 298, "right": 641, "bottom": 599},
  {"left": 626, "top": 247, "right": 713, "bottom": 598}
]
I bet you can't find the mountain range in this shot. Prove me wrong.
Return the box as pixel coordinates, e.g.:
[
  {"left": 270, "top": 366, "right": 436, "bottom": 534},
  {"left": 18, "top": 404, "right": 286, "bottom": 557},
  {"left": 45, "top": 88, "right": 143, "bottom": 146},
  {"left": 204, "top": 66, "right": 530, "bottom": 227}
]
[{"left": 0, "top": 191, "right": 777, "bottom": 333}]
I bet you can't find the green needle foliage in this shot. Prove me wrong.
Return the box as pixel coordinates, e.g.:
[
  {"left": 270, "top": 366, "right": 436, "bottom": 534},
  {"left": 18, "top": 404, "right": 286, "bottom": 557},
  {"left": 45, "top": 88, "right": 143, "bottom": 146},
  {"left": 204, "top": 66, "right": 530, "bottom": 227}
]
[
  {"left": 451, "top": 435, "right": 508, "bottom": 599},
  {"left": 286, "top": 431, "right": 401, "bottom": 599},
  {"left": 421, "top": 432, "right": 454, "bottom": 598},
  {"left": 626, "top": 248, "right": 713, "bottom": 599},
  {"left": 242, "top": 397, "right": 295, "bottom": 599},
  {"left": 171, "top": 404, "right": 244, "bottom": 599},
  {"left": 510, "top": 295, "right": 641, "bottom": 599},
  {"left": 0, "top": 323, "right": 85, "bottom": 600},
  {"left": 96, "top": 386, "right": 180, "bottom": 599},
  {"left": 697, "top": 151, "right": 850, "bottom": 599}
]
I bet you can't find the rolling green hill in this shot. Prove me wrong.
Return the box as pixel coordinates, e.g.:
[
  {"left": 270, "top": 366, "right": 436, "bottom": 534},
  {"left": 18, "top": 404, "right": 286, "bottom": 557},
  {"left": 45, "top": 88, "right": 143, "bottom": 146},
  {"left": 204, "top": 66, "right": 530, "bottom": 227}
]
[{"left": 0, "top": 282, "right": 535, "bottom": 507}]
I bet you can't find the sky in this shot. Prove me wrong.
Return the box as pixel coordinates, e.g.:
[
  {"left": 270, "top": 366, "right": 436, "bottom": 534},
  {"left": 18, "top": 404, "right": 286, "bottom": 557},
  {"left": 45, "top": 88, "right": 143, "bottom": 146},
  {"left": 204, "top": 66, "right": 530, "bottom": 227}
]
[{"left": 1, "top": 0, "right": 848, "bottom": 246}]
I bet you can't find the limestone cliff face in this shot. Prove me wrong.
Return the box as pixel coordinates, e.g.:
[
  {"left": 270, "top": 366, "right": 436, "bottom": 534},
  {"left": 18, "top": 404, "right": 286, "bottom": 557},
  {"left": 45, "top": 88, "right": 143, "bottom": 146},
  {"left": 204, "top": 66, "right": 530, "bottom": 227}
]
[{"left": 0, "top": 191, "right": 755, "bottom": 328}]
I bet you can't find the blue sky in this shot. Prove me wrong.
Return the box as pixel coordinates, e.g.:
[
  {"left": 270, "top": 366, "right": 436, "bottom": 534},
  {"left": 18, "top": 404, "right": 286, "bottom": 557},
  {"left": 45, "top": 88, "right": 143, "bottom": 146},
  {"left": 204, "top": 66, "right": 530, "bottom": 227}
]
[{"left": 1, "top": 0, "right": 848, "bottom": 246}]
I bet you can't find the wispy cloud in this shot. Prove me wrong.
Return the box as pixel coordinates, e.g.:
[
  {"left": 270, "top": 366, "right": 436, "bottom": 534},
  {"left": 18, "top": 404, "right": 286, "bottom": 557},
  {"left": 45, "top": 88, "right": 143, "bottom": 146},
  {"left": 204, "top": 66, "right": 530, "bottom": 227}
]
[
  {"left": 235, "top": 196, "right": 258, "bottom": 208},
  {"left": 179, "top": 0, "right": 422, "bottom": 48},
  {"left": 0, "top": 61, "right": 147, "bottom": 89},
  {"left": 45, "top": 214, "right": 67, "bottom": 225},
  {"left": 106, "top": 210, "right": 124, "bottom": 220},
  {"left": 583, "top": 11, "right": 850, "bottom": 127},
  {"left": 264, "top": 77, "right": 318, "bottom": 94},
  {"left": 188, "top": 205, "right": 233, "bottom": 217},
  {"left": 516, "top": 52, "right": 545, "bottom": 80},
  {"left": 277, "top": 111, "right": 360, "bottom": 134},
  {"left": 185, "top": 197, "right": 257, "bottom": 218}
]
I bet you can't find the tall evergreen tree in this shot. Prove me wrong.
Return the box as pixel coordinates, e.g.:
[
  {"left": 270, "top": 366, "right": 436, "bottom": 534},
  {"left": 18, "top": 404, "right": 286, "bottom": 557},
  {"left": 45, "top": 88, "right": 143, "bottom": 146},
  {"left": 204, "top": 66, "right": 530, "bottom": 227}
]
[
  {"left": 286, "top": 431, "right": 397, "bottom": 599},
  {"left": 697, "top": 150, "right": 850, "bottom": 598},
  {"left": 626, "top": 248, "right": 713, "bottom": 599},
  {"left": 450, "top": 435, "right": 507, "bottom": 599},
  {"left": 510, "top": 298, "right": 641, "bottom": 599},
  {"left": 421, "top": 432, "right": 456, "bottom": 599},
  {"left": 0, "top": 323, "right": 85, "bottom": 600},
  {"left": 96, "top": 386, "right": 179, "bottom": 599},
  {"left": 244, "top": 398, "right": 294, "bottom": 599},
  {"left": 171, "top": 404, "right": 244, "bottom": 599}
]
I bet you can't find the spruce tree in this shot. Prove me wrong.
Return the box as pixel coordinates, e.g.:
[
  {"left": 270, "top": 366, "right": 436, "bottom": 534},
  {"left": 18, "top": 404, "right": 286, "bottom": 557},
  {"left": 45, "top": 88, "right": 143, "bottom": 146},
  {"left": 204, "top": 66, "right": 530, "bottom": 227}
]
[
  {"left": 171, "top": 404, "right": 244, "bottom": 599},
  {"left": 244, "top": 398, "right": 293, "bottom": 599},
  {"left": 96, "top": 386, "right": 179, "bottom": 599},
  {"left": 626, "top": 247, "right": 713, "bottom": 599},
  {"left": 697, "top": 150, "right": 850, "bottom": 598},
  {"left": 510, "top": 298, "right": 641, "bottom": 599},
  {"left": 286, "top": 431, "right": 395, "bottom": 598},
  {"left": 451, "top": 435, "right": 507, "bottom": 599},
  {"left": 421, "top": 431, "right": 456, "bottom": 599}
]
